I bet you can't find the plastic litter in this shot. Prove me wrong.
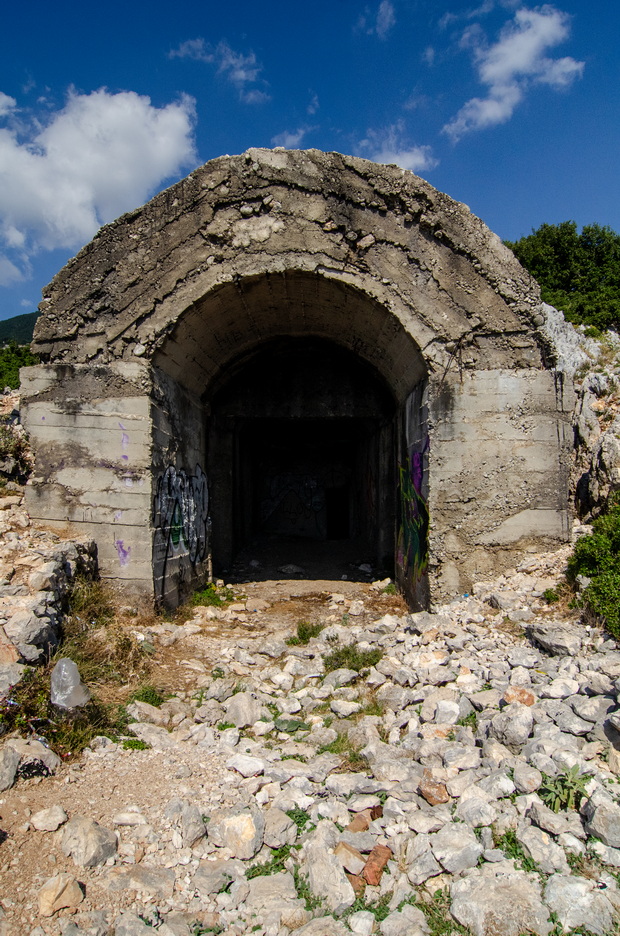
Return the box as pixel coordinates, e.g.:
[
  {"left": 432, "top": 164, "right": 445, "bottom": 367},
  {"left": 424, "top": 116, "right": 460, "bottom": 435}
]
[{"left": 50, "top": 658, "right": 91, "bottom": 710}]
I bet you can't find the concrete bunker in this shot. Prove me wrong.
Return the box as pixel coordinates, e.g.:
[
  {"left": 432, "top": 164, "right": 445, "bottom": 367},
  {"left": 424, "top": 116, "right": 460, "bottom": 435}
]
[{"left": 21, "top": 148, "right": 573, "bottom": 608}]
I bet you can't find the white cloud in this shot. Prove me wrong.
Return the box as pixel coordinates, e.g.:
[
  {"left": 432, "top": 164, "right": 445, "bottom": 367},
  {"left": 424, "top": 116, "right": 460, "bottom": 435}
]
[
  {"left": 376, "top": 1, "right": 396, "bottom": 39},
  {"left": 307, "top": 93, "right": 319, "bottom": 115},
  {"left": 359, "top": 123, "right": 437, "bottom": 173},
  {"left": 0, "top": 88, "right": 197, "bottom": 277},
  {"left": 170, "top": 38, "right": 270, "bottom": 103},
  {"left": 271, "top": 127, "right": 314, "bottom": 148},
  {"left": 357, "top": 1, "right": 396, "bottom": 39},
  {"left": 0, "top": 256, "right": 23, "bottom": 287},
  {"left": 0, "top": 93, "right": 16, "bottom": 118},
  {"left": 443, "top": 5, "right": 584, "bottom": 141},
  {"left": 439, "top": 1, "right": 517, "bottom": 30}
]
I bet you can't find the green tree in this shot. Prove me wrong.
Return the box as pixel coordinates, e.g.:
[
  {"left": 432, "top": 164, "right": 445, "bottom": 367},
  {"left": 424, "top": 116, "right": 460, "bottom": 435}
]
[
  {"left": 0, "top": 341, "right": 39, "bottom": 390},
  {"left": 505, "top": 222, "right": 620, "bottom": 331}
]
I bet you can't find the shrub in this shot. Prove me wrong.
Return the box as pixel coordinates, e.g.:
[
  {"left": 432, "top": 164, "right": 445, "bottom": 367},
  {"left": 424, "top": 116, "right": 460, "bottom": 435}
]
[
  {"left": 0, "top": 341, "right": 39, "bottom": 390},
  {"left": 0, "top": 419, "right": 32, "bottom": 481},
  {"left": 567, "top": 497, "right": 620, "bottom": 636}
]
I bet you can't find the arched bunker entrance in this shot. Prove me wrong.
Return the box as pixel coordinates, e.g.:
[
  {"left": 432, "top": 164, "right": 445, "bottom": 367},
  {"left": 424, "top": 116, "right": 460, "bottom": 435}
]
[
  {"left": 21, "top": 148, "right": 573, "bottom": 609},
  {"left": 151, "top": 269, "right": 428, "bottom": 604}
]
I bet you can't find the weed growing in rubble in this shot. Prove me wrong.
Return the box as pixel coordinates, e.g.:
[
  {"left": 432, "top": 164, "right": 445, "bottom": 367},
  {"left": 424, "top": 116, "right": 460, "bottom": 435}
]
[
  {"left": 0, "top": 666, "right": 130, "bottom": 759},
  {"left": 286, "top": 807, "right": 311, "bottom": 832},
  {"left": 0, "top": 576, "right": 156, "bottom": 759},
  {"left": 246, "top": 844, "right": 293, "bottom": 878},
  {"left": 343, "top": 894, "right": 392, "bottom": 923},
  {"left": 122, "top": 738, "right": 149, "bottom": 751},
  {"left": 414, "top": 889, "right": 471, "bottom": 936},
  {"left": 493, "top": 829, "right": 539, "bottom": 873},
  {"left": 322, "top": 644, "right": 383, "bottom": 674},
  {"left": 128, "top": 685, "right": 164, "bottom": 707},
  {"left": 457, "top": 710, "right": 477, "bottom": 730},
  {"left": 286, "top": 620, "right": 324, "bottom": 645},
  {"left": 191, "top": 583, "right": 236, "bottom": 608},
  {"left": 317, "top": 731, "right": 368, "bottom": 770},
  {"left": 293, "top": 866, "right": 324, "bottom": 912},
  {"left": 357, "top": 695, "right": 386, "bottom": 718},
  {"left": 539, "top": 766, "right": 592, "bottom": 813},
  {"left": 62, "top": 578, "right": 150, "bottom": 686}
]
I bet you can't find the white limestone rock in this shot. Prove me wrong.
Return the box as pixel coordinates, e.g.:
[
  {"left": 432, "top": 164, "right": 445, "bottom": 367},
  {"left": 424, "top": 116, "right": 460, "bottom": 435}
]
[
  {"left": 32, "top": 804, "right": 68, "bottom": 832},
  {"left": 61, "top": 817, "right": 117, "bottom": 867},
  {"left": 583, "top": 788, "right": 620, "bottom": 847},
  {"left": 207, "top": 804, "right": 265, "bottom": 859},
  {"left": 38, "top": 873, "right": 84, "bottom": 917},
  {"left": 301, "top": 820, "right": 356, "bottom": 915},
  {"left": 544, "top": 873, "right": 618, "bottom": 936},
  {"left": 450, "top": 865, "right": 552, "bottom": 936}
]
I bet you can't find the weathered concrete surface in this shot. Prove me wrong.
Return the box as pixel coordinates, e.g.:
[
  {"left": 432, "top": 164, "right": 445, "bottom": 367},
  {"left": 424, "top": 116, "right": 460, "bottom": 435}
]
[
  {"left": 21, "top": 361, "right": 154, "bottom": 591},
  {"left": 21, "top": 148, "right": 572, "bottom": 606}
]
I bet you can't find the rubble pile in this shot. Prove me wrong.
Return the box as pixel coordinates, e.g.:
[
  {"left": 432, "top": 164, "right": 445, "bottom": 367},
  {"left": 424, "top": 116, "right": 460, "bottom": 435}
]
[{"left": 2, "top": 537, "right": 620, "bottom": 935}]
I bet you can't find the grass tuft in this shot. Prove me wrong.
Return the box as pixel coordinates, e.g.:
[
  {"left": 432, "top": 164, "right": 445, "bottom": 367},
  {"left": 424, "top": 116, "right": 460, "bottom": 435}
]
[
  {"left": 128, "top": 685, "right": 165, "bottom": 707},
  {"left": 322, "top": 645, "right": 383, "bottom": 674},
  {"left": 317, "top": 731, "right": 368, "bottom": 770},
  {"left": 286, "top": 620, "right": 325, "bottom": 646},
  {"left": 246, "top": 844, "right": 292, "bottom": 878},
  {"left": 493, "top": 828, "right": 538, "bottom": 873}
]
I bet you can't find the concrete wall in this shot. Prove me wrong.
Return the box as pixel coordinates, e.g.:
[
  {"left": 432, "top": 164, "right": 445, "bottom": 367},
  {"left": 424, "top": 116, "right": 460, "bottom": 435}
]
[
  {"left": 397, "top": 381, "right": 430, "bottom": 608},
  {"left": 150, "top": 367, "right": 210, "bottom": 607},
  {"left": 20, "top": 362, "right": 154, "bottom": 592},
  {"left": 428, "top": 369, "right": 573, "bottom": 598}
]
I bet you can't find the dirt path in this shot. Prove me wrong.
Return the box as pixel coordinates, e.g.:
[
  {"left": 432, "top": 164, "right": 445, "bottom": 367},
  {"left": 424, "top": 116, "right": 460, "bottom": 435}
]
[{"left": 0, "top": 572, "right": 406, "bottom": 935}]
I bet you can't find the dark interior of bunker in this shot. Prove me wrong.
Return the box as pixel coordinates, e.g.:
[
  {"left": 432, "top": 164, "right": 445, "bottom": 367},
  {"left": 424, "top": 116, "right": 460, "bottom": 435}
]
[{"left": 206, "top": 337, "right": 397, "bottom": 581}]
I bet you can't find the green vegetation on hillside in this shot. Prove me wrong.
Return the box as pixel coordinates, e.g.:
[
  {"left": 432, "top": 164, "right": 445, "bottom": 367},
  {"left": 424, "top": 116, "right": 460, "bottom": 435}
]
[
  {"left": 0, "top": 311, "right": 38, "bottom": 345},
  {"left": 567, "top": 495, "right": 620, "bottom": 638},
  {"left": 506, "top": 221, "right": 620, "bottom": 332},
  {"left": 0, "top": 341, "right": 39, "bottom": 390}
]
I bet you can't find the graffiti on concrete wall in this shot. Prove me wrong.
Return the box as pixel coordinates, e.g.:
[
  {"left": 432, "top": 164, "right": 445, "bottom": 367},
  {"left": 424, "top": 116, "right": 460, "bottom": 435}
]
[
  {"left": 152, "top": 464, "right": 210, "bottom": 600},
  {"left": 397, "top": 439, "right": 429, "bottom": 586}
]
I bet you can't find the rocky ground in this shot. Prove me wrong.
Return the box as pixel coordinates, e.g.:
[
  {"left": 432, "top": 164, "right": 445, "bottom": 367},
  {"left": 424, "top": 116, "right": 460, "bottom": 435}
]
[{"left": 1, "top": 511, "right": 620, "bottom": 936}]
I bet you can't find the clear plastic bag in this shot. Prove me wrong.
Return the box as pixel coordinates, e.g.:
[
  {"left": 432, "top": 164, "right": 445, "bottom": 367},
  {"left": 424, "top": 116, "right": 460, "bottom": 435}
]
[{"left": 50, "top": 658, "right": 91, "bottom": 710}]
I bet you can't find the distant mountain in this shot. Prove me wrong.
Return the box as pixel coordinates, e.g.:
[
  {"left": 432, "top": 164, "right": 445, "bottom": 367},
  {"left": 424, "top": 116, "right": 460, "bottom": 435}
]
[{"left": 0, "top": 312, "right": 39, "bottom": 346}]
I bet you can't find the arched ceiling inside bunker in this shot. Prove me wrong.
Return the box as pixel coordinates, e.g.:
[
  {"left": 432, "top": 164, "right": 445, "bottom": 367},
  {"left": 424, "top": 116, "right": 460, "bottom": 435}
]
[
  {"left": 152, "top": 270, "right": 426, "bottom": 405},
  {"left": 32, "top": 148, "right": 546, "bottom": 382}
]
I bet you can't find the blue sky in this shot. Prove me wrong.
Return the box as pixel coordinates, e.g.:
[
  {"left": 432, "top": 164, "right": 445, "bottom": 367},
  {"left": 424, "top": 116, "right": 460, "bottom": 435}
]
[{"left": 0, "top": 0, "right": 617, "bottom": 322}]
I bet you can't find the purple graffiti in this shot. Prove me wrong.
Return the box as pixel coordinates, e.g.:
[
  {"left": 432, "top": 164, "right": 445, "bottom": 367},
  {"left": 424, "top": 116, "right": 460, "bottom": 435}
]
[{"left": 114, "top": 539, "right": 131, "bottom": 567}]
